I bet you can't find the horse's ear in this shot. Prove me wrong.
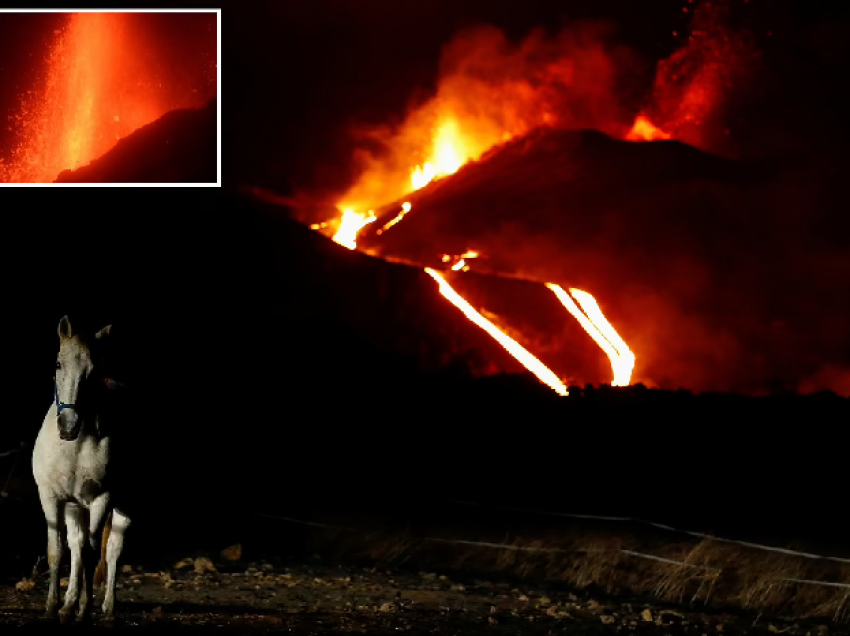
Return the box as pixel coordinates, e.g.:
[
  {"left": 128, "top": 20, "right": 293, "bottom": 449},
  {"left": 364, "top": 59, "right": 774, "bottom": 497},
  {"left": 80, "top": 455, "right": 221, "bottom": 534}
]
[
  {"left": 58, "top": 315, "right": 73, "bottom": 340},
  {"left": 95, "top": 325, "right": 113, "bottom": 340}
]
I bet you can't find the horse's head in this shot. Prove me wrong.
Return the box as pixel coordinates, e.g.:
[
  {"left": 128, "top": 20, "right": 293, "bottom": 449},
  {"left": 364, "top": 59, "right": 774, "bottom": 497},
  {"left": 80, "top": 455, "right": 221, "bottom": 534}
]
[{"left": 55, "top": 315, "right": 112, "bottom": 441}]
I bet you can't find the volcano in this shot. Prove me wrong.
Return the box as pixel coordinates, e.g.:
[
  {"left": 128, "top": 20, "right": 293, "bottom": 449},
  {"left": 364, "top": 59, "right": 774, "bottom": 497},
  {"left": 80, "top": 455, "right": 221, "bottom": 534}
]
[
  {"left": 326, "top": 127, "right": 850, "bottom": 396},
  {"left": 246, "top": 190, "right": 615, "bottom": 393},
  {"left": 53, "top": 98, "right": 217, "bottom": 183}
]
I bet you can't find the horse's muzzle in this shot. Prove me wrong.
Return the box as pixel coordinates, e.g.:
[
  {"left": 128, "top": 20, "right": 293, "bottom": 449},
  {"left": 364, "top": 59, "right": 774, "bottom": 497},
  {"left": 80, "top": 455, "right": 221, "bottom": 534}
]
[{"left": 57, "top": 411, "right": 82, "bottom": 441}]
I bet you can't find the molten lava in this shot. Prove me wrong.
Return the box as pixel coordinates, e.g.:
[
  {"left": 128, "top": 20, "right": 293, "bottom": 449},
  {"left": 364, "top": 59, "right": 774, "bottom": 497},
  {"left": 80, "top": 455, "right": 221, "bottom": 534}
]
[
  {"left": 377, "top": 202, "right": 412, "bottom": 235},
  {"left": 625, "top": 115, "right": 671, "bottom": 142},
  {"left": 425, "top": 268, "right": 569, "bottom": 396},
  {"left": 333, "top": 209, "right": 376, "bottom": 250},
  {"left": 547, "top": 284, "right": 635, "bottom": 386},
  {"left": 411, "top": 118, "right": 466, "bottom": 190}
]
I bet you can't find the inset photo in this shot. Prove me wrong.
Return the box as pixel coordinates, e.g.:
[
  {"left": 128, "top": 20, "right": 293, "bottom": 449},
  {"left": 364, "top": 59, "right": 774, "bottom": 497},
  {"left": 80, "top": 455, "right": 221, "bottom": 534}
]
[{"left": 0, "top": 9, "right": 219, "bottom": 185}]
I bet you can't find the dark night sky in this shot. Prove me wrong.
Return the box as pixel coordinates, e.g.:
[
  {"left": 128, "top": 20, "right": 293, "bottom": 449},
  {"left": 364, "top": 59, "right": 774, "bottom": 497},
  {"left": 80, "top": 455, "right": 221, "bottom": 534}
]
[
  {"left": 224, "top": 0, "right": 850, "bottom": 195},
  {"left": 2, "top": 2, "right": 849, "bottom": 187}
]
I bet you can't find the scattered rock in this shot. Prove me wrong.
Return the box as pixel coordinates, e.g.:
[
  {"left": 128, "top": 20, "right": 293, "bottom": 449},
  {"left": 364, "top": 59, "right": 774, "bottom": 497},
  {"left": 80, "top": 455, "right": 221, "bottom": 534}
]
[
  {"left": 221, "top": 544, "right": 242, "bottom": 561},
  {"left": 15, "top": 579, "right": 35, "bottom": 593},
  {"left": 642, "top": 609, "right": 653, "bottom": 622},
  {"left": 601, "top": 614, "right": 616, "bottom": 624},
  {"left": 450, "top": 584, "right": 466, "bottom": 592},
  {"left": 59, "top": 578, "right": 69, "bottom": 588},
  {"left": 174, "top": 558, "right": 194, "bottom": 570},
  {"left": 538, "top": 596, "right": 552, "bottom": 607},
  {"left": 122, "top": 564, "right": 134, "bottom": 574},
  {"left": 194, "top": 557, "right": 217, "bottom": 574}
]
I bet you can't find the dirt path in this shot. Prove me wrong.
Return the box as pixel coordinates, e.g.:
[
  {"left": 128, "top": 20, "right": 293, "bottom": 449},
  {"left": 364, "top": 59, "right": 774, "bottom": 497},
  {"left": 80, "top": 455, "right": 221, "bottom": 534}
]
[{"left": 2, "top": 557, "right": 845, "bottom": 634}]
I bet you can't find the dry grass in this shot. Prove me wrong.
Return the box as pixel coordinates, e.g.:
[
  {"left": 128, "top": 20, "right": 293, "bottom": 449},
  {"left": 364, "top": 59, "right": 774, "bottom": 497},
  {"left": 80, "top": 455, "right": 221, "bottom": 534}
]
[{"left": 298, "top": 519, "right": 850, "bottom": 623}]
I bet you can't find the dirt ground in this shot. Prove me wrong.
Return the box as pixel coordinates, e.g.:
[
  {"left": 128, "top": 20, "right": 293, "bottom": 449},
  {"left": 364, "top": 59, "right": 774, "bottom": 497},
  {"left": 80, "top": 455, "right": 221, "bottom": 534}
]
[{"left": 2, "top": 554, "right": 847, "bottom": 635}]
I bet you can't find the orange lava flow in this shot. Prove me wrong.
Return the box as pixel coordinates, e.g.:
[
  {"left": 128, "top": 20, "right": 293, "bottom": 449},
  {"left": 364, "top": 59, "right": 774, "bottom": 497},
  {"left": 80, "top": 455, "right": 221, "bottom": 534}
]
[
  {"left": 625, "top": 115, "right": 671, "bottom": 141},
  {"left": 411, "top": 118, "right": 466, "bottom": 190},
  {"left": 547, "top": 284, "right": 635, "bottom": 386},
  {"left": 377, "top": 202, "right": 412, "bottom": 235},
  {"left": 333, "top": 209, "right": 376, "bottom": 250},
  {"left": 426, "top": 268, "right": 569, "bottom": 396}
]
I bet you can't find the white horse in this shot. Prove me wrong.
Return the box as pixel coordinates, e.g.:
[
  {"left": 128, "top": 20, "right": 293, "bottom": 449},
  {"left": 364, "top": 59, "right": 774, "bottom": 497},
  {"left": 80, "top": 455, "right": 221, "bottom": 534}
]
[{"left": 32, "top": 315, "right": 130, "bottom": 624}]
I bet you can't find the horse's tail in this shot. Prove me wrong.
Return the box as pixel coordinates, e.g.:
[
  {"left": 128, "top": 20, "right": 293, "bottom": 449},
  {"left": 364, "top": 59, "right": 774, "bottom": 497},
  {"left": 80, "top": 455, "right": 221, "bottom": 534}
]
[{"left": 93, "top": 510, "right": 113, "bottom": 589}]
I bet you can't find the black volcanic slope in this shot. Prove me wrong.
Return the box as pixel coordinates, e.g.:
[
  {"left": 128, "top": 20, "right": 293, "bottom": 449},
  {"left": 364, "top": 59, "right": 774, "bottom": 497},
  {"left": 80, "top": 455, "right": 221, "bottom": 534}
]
[
  {"left": 54, "top": 98, "right": 217, "bottom": 183},
  {"left": 352, "top": 127, "right": 850, "bottom": 396},
  {"left": 3, "top": 190, "right": 849, "bottom": 555}
]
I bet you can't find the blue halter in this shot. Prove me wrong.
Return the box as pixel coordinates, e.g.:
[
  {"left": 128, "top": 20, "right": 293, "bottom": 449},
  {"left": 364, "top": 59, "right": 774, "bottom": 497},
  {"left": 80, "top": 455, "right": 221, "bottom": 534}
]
[{"left": 54, "top": 381, "right": 77, "bottom": 414}]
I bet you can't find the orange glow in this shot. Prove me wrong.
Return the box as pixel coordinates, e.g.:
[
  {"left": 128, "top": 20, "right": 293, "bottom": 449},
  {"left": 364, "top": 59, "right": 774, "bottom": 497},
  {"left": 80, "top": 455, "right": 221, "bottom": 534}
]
[
  {"left": 547, "top": 284, "right": 635, "bottom": 386},
  {"left": 451, "top": 259, "right": 466, "bottom": 271},
  {"left": 1, "top": 13, "right": 215, "bottom": 183},
  {"left": 411, "top": 118, "right": 466, "bottom": 190},
  {"left": 625, "top": 115, "right": 672, "bottom": 141},
  {"left": 333, "top": 209, "right": 376, "bottom": 250},
  {"left": 426, "top": 268, "right": 568, "bottom": 396},
  {"left": 377, "top": 201, "right": 412, "bottom": 235}
]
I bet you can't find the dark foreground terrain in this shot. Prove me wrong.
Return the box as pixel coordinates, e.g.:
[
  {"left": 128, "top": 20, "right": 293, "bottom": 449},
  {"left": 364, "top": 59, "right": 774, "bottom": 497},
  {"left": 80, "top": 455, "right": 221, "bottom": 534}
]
[{"left": 3, "top": 547, "right": 849, "bottom": 635}]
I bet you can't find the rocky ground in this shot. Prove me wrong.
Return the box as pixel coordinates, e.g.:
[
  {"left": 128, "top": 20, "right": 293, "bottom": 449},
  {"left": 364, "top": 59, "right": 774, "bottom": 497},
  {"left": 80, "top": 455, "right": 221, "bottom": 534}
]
[{"left": 2, "top": 553, "right": 847, "bottom": 635}]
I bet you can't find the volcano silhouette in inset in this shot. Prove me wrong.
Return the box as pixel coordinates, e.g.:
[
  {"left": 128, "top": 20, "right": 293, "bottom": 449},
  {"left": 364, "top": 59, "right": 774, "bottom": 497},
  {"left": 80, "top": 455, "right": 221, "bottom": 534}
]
[{"left": 54, "top": 98, "right": 217, "bottom": 183}]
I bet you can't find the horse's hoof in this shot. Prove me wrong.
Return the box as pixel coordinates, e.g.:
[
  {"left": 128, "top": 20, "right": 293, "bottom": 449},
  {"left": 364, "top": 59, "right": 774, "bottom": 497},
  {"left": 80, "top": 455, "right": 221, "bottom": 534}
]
[
  {"left": 40, "top": 609, "right": 59, "bottom": 622},
  {"left": 73, "top": 611, "right": 93, "bottom": 626},
  {"left": 58, "top": 608, "right": 75, "bottom": 624}
]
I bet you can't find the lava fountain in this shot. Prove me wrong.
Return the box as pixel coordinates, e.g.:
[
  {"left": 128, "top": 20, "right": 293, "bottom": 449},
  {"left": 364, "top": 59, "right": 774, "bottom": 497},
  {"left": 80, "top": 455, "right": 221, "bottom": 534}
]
[{"left": 1, "top": 12, "right": 216, "bottom": 183}]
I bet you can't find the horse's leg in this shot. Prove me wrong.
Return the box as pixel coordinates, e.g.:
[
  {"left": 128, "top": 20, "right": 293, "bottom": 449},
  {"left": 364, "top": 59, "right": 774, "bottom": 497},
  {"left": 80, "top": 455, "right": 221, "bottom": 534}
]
[
  {"left": 93, "top": 510, "right": 112, "bottom": 589},
  {"left": 77, "top": 495, "right": 109, "bottom": 623},
  {"left": 58, "top": 503, "right": 85, "bottom": 622},
  {"left": 37, "top": 489, "right": 64, "bottom": 620},
  {"left": 101, "top": 508, "right": 130, "bottom": 621}
]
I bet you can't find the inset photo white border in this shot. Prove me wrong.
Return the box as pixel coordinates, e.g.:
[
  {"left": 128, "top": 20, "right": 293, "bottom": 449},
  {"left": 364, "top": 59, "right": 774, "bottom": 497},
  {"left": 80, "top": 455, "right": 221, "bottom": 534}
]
[{"left": 0, "top": 8, "right": 220, "bottom": 187}]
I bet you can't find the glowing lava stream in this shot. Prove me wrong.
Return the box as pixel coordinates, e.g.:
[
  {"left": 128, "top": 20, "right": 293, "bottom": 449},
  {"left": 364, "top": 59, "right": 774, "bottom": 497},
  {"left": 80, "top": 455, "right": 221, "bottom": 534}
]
[
  {"left": 411, "top": 119, "right": 465, "bottom": 190},
  {"left": 333, "top": 209, "right": 376, "bottom": 249},
  {"left": 424, "top": 268, "right": 569, "bottom": 396},
  {"left": 547, "top": 284, "right": 635, "bottom": 386},
  {"left": 626, "top": 115, "right": 671, "bottom": 141},
  {"left": 321, "top": 116, "right": 650, "bottom": 392}
]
